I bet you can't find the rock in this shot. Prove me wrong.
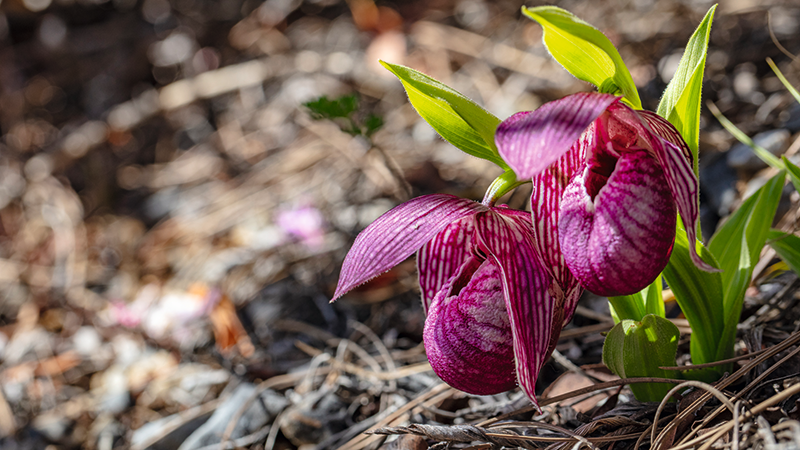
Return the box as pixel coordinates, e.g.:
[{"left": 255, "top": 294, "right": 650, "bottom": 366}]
[
  {"left": 726, "top": 129, "right": 790, "bottom": 171},
  {"left": 780, "top": 102, "right": 800, "bottom": 133}
]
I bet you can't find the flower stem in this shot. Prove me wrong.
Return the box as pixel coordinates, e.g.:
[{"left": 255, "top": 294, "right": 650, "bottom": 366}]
[{"left": 482, "top": 170, "right": 527, "bottom": 207}]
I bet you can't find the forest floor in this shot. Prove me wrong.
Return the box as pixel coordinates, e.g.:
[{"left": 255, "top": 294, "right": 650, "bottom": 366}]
[{"left": 1, "top": 0, "right": 800, "bottom": 449}]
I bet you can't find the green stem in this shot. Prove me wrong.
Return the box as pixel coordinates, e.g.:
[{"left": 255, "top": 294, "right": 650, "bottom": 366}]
[{"left": 482, "top": 170, "right": 527, "bottom": 207}]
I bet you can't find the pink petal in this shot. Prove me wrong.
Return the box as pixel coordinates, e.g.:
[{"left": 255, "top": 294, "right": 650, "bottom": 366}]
[
  {"left": 638, "top": 110, "right": 692, "bottom": 164},
  {"left": 496, "top": 92, "right": 620, "bottom": 179},
  {"left": 610, "top": 106, "right": 718, "bottom": 272},
  {"left": 559, "top": 150, "right": 678, "bottom": 296},
  {"left": 529, "top": 133, "right": 588, "bottom": 301},
  {"left": 333, "top": 195, "right": 487, "bottom": 300},
  {"left": 474, "top": 209, "right": 555, "bottom": 409},
  {"left": 423, "top": 257, "right": 517, "bottom": 395},
  {"left": 417, "top": 217, "right": 474, "bottom": 314}
]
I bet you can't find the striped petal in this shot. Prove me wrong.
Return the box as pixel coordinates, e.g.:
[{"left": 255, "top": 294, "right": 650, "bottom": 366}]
[
  {"left": 529, "top": 131, "right": 589, "bottom": 316},
  {"left": 609, "top": 105, "right": 718, "bottom": 272},
  {"left": 559, "top": 150, "right": 677, "bottom": 296},
  {"left": 417, "top": 217, "right": 475, "bottom": 314},
  {"left": 333, "top": 195, "right": 487, "bottom": 300},
  {"left": 423, "top": 256, "right": 517, "bottom": 395},
  {"left": 495, "top": 92, "right": 620, "bottom": 179},
  {"left": 474, "top": 209, "right": 554, "bottom": 409}
]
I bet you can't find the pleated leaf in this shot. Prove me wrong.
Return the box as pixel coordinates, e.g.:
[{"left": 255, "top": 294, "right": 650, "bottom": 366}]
[
  {"left": 708, "top": 171, "right": 785, "bottom": 361},
  {"left": 522, "top": 6, "right": 641, "bottom": 109},
  {"left": 381, "top": 61, "right": 506, "bottom": 168},
  {"left": 602, "top": 315, "right": 680, "bottom": 401},
  {"left": 662, "top": 219, "right": 722, "bottom": 366}
]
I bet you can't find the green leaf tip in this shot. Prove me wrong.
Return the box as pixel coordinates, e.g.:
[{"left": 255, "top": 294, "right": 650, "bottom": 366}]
[
  {"left": 657, "top": 4, "right": 716, "bottom": 174},
  {"left": 522, "top": 5, "right": 641, "bottom": 109},
  {"left": 379, "top": 60, "right": 507, "bottom": 169}
]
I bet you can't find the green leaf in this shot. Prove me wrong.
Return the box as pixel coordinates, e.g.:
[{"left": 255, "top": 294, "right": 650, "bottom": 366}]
[
  {"left": 305, "top": 94, "right": 359, "bottom": 120},
  {"left": 608, "top": 293, "right": 646, "bottom": 323},
  {"left": 608, "top": 274, "right": 665, "bottom": 324},
  {"left": 784, "top": 156, "right": 800, "bottom": 193},
  {"left": 662, "top": 218, "right": 723, "bottom": 366},
  {"left": 768, "top": 229, "right": 800, "bottom": 275},
  {"left": 708, "top": 102, "right": 784, "bottom": 170},
  {"left": 364, "top": 114, "right": 384, "bottom": 136},
  {"left": 380, "top": 61, "right": 507, "bottom": 168},
  {"left": 521, "top": 6, "right": 641, "bottom": 109},
  {"left": 643, "top": 275, "right": 665, "bottom": 318},
  {"left": 603, "top": 315, "right": 681, "bottom": 401},
  {"left": 708, "top": 172, "right": 785, "bottom": 301},
  {"left": 657, "top": 5, "right": 716, "bottom": 173},
  {"left": 714, "top": 232, "right": 751, "bottom": 363},
  {"left": 708, "top": 171, "right": 785, "bottom": 360},
  {"left": 767, "top": 57, "right": 800, "bottom": 105}
]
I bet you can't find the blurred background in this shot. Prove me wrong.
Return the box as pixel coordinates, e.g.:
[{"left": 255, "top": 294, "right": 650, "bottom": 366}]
[{"left": 0, "top": 0, "right": 798, "bottom": 448}]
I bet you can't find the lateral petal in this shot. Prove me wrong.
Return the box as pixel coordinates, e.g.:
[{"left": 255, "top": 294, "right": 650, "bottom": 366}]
[
  {"left": 529, "top": 133, "right": 587, "bottom": 300},
  {"left": 495, "top": 92, "right": 619, "bottom": 179},
  {"left": 333, "top": 195, "right": 487, "bottom": 300},
  {"left": 474, "top": 210, "right": 554, "bottom": 409},
  {"left": 417, "top": 217, "right": 475, "bottom": 314},
  {"left": 495, "top": 205, "right": 584, "bottom": 324}
]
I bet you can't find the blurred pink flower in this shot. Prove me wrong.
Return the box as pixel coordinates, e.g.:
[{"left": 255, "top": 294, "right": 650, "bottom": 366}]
[{"left": 277, "top": 204, "right": 326, "bottom": 249}]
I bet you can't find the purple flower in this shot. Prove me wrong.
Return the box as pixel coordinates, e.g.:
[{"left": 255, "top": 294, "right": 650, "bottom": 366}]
[
  {"left": 496, "top": 92, "right": 716, "bottom": 297},
  {"left": 332, "top": 195, "right": 575, "bottom": 408}
]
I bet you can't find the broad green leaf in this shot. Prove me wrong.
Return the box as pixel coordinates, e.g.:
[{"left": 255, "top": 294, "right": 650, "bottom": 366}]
[
  {"left": 608, "top": 293, "right": 646, "bottom": 323},
  {"left": 708, "top": 171, "right": 785, "bottom": 360},
  {"left": 603, "top": 315, "right": 681, "bottom": 401},
  {"left": 608, "top": 275, "right": 665, "bottom": 323},
  {"left": 663, "top": 219, "right": 723, "bottom": 365},
  {"left": 784, "top": 156, "right": 800, "bottom": 193},
  {"left": 657, "top": 4, "right": 716, "bottom": 173},
  {"left": 643, "top": 275, "right": 665, "bottom": 318},
  {"left": 380, "top": 61, "right": 507, "bottom": 168},
  {"left": 767, "top": 57, "right": 800, "bottom": 105},
  {"left": 708, "top": 171, "right": 785, "bottom": 302},
  {"left": 522, "top": 6, "right": 641, "bottom": 109},
  {"left": 768, "top": 229, "right": 800, "bottom": 275},
  {"left": 715, "top": 232, "right": 751, "bottom": 362},
  {"left": 708, "top": 102, "right": 784, "bottom": 170}
]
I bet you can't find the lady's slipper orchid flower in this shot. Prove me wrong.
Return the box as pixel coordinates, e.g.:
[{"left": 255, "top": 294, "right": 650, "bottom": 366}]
[
  {"left": 332, "top": 194, "right": 570, "bottom": 408},
  {"left": 496, "top": 92, "right": 717, "bottom": 297}
]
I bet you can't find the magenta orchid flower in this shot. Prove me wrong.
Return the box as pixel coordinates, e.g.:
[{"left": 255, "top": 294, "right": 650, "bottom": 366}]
[
  {"left": 496, "top": 92, "right": 717, "bottom": 297},
  {"left": 332, "top": 194, "right": 572, "bottom": 408}
]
